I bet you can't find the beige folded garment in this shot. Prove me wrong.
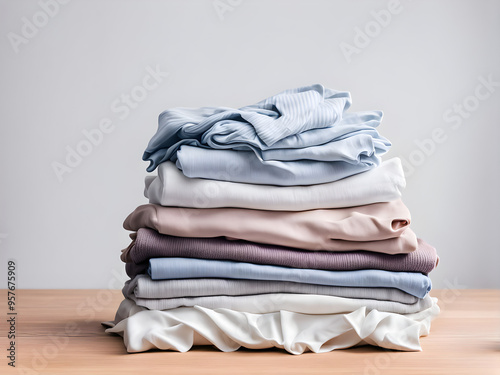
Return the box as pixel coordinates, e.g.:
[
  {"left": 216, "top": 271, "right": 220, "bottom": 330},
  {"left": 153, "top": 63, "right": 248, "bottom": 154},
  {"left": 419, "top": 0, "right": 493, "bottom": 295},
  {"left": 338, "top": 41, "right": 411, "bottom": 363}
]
[{"left": 124, "top": 199, "right": 417, "bottom": 254}]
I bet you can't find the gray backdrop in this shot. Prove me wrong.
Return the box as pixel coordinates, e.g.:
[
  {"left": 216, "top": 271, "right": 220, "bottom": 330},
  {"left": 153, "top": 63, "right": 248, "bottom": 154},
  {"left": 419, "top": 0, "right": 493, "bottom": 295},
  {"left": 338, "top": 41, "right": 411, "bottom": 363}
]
[{"left": 1, "top": 0, "right": 499, "bottom": 289}]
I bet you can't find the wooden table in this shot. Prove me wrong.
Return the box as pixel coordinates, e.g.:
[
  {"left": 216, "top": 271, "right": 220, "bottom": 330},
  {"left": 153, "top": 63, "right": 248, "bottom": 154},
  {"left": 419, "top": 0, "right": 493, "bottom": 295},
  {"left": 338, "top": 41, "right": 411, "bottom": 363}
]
[{"left": 1, "top": 289, "right": 499, "bottom": 375}]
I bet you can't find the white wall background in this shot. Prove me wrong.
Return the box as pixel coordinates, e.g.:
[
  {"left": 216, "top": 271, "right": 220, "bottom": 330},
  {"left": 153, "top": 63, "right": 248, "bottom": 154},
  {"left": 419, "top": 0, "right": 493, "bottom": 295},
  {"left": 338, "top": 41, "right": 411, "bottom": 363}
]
[{"left": 0, "top": 0, "right": 499, "bottom": 289}]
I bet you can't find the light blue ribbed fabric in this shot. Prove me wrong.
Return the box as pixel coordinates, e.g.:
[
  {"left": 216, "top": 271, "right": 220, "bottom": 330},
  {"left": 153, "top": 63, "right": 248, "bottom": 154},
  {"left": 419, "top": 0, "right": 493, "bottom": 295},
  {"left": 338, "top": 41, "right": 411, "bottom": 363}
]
[
  {"left": 143, "top": 85, "right": 390, "bottom": 177},
  {"left": 148, "top": 258, "right": 432, "bottom": 298}
]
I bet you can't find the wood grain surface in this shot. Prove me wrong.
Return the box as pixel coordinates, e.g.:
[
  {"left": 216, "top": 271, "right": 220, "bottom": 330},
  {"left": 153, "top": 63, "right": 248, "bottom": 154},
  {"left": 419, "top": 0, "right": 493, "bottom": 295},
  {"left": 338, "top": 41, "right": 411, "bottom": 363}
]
[{"left": 1, "top": 289, "right": 499, "bottom": 375}]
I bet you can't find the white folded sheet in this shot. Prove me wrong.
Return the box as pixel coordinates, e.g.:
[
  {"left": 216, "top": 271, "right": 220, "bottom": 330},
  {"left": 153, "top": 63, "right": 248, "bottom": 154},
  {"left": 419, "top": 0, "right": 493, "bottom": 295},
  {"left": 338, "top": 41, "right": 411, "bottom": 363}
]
[
  {"left": 124, "top": 292, "right": 433, "bottom": 314},
  {"left": 145, "top": 158, "right": 405, "bottom": 210}
]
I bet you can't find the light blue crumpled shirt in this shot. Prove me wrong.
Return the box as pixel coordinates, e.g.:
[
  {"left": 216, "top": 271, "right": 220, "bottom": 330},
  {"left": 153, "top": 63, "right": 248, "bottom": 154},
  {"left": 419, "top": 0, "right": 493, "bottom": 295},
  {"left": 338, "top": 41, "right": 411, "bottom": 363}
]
[{"left": 143, "top": 84, "right": 391, "bottom": 185}]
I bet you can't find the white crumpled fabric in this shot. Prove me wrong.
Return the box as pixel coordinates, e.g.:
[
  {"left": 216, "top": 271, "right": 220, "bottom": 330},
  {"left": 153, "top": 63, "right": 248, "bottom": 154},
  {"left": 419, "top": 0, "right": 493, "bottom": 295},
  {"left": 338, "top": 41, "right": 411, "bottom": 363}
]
[{"left": 103, "top": 297, "right": 439, "bottom": 354}]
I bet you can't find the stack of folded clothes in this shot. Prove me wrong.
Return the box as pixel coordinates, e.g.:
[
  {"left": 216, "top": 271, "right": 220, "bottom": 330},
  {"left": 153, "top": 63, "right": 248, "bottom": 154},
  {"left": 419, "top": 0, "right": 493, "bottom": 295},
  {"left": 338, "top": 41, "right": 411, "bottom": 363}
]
[{"left": 104, "top": 84, "right": 440, "bottom": 354}]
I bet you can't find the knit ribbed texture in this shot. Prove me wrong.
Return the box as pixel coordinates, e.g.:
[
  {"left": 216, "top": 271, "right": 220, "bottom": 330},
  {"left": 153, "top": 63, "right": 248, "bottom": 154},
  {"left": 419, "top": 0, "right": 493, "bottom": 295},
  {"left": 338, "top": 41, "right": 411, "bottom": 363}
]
[{"left": 122, "top": 229, "right": 437, "bottom": 277}]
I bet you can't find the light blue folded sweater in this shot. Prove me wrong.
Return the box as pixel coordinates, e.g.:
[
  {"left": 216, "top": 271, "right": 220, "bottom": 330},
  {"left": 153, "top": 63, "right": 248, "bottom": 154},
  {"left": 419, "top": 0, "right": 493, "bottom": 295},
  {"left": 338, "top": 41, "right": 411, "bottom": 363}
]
[{"left": 148, "top": 257, "right": 432, "bottom": 298}]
